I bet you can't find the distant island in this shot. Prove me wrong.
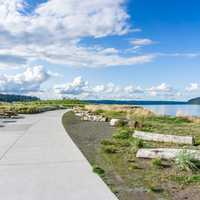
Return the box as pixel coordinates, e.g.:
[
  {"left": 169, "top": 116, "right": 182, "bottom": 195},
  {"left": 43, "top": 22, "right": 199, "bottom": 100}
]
[
  {"left": 0, "top": 93, "right": 39, "bottom": 102},
  {"left": 188, "top": 97, "right": 200, "bottom": 104}
]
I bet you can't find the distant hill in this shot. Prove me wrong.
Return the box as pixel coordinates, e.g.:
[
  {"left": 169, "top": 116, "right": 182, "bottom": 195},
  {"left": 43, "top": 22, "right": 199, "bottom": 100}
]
[
  {"left": 188, "top": 97, "right": 200, "bottom": 104},
  {"left": 0, "top": 93, "right": 39, "bottom": 102}
]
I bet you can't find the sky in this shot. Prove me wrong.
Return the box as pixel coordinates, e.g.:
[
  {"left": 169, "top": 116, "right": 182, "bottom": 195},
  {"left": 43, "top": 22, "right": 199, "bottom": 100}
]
[{"left": 0, "top": 0, "right": 200, "bottom": 100}]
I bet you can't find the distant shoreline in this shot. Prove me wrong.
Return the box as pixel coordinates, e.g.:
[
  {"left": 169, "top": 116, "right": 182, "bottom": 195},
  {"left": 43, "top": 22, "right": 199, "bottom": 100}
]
[{"left": 84, "top": 100, "right": 188, "bottom": 106}]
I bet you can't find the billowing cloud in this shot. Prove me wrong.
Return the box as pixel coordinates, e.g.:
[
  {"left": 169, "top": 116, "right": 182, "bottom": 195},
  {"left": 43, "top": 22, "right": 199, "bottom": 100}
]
[
  {"left": 54, "top": 76, "right": 145, "bottom": 99},
  {"left": 147, "top": 83, "right": 176, "bottom": 98},
  {"left": 0, "top": 0, "right": 156, "bottom": 69},
  {"left": 186, "top": 83, "right": 200, "bottom": 92},
  {"left": 54, "top": 78, "right": 191, "bottom": 100},
  {"left": 54, "top": 76, "right": 89, "bottom": 95},
  {"left": 0, "top": 66, "right": 50, "bottom": 93}
]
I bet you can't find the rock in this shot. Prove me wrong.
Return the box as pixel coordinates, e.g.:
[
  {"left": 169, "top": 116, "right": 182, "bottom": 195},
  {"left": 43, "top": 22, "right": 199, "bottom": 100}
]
[
  {"left": 75, "top": 112, "right": 84, "bottom": 117},
  {"left": 128, "top": 120, "right": 143, "bottom": 129},
  {"left": 110, "top": 119, "right": 120, "bottom": 126},
  {"left": 133, "top": 131, "right": 194, "bottom": 145},
  {"left": 74, "top": 110, "right": 109, "bottom": 122}
]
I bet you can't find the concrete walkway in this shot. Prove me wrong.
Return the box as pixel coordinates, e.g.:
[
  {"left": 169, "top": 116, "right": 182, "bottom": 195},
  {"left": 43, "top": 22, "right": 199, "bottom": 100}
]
[{"left": 0, "top": 110, "right": 118, "bottom": 200}]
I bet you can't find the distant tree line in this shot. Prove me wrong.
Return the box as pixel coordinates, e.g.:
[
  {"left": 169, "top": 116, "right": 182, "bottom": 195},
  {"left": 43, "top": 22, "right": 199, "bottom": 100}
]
[{"left": 0, "top": 93, "right": 39, "bottom": 102}]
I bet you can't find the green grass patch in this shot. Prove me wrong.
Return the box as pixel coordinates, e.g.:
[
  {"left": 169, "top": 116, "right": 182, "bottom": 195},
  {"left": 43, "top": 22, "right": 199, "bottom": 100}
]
[
  {"left": 113, "top": 128, "right": 132, "bottom": 140},
  {"left": 102, "top": 145, "right": 118, "bottom": 154},
  {"left": 175, "top": 150, "right": 200, "bottom": 172},
  {"left": 172, "top": 175, "right": 200, "bottom": 185},
  {"left": 93, "top": 165, "right": 105, "bottom": 176},
  {"left": 151, "top": 158, "right": 163, "bottom": 168}
]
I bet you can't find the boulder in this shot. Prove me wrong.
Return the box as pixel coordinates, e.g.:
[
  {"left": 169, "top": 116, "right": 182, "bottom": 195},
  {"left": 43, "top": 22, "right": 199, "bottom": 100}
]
[{"left": 110, "top": 119, "right": 120, "bottom": 126}]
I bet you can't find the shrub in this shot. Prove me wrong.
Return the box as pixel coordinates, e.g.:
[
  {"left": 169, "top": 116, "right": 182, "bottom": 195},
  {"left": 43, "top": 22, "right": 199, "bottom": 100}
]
[
  {"left": 172, "top": 175, "right": 200, "bottom": 185},
  {"left": 134, "top": 138, "right": 144, "bottom": 148},
  {"left": 113, "top": 129, "right": 131, "bottom": 140},
  {"left": 116, "top": 119, "right": 128, "bottom": 127},
  {"left": 93, "top": 165, "right": 105, "bottom": 176},
  {"left": 175, "top": 150, "right": 200, "bottom": 172},
  {"left": 149, "top": 186, "right": 164, "bottom": 193},
  {"left": 128, "top": 138, "right": 144, "bottom": 154},
  {"left": 151, "top": 158, "right": 162, "bottom": 168},
  {"left": 102, "top": 145, "right": 118, "bottom": 154},
  {"left": 194, "top": 137, "right": 200, "bottom": 146},
  {"left": 101, "top": 139, "right": 115, "bottom": 146}
]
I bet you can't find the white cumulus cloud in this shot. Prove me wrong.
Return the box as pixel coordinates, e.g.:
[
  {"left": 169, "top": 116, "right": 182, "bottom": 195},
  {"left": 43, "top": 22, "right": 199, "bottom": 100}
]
[
  {"left": 186, "top": 83, "right": 200, "bottom": 92},
  {"left": 0, "top": 0, "right": 155, "bottom": 69},
  {"left": 54, "top": 76, "right": 145, "bottom": 99},
  {"left": 0, "top": 65, "right": 50, "bottom": 93}
]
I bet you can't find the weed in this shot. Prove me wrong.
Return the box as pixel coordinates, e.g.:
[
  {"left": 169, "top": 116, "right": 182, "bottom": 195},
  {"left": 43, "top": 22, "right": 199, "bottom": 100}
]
[
  {"left": 102, "top": 145, "right": 118, "bottom": 154},
  {"left": 172, "top": 175, "right": 200, "bottom": 185},
  {"left": 151, "top": 158, "right": 163, "bottom": 168},
  {"left": 175, "top": 150, "right": 200, "bottom": 172},
  {"left": 113, "top": 128, "right": 131, "bottom": 140},
  {"left": 93, "top": 165, "right": 105, "bottom": 176},
  {"left": 149, "top": 186, "right": 164, "bottom": 193},
  {"left": 101, "top": 139, "right": 115, "bottom": 146}
]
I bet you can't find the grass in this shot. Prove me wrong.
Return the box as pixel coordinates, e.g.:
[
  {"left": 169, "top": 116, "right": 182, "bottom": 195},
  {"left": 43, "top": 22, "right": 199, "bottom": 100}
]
[
  {"left": 151, "top": 158, "right": 163, "bottom": 168},
  {"left": 172, "top": 175, "right": 200, "bottom": 185},
  {"left": 148, "top": 185, "right": 164, "bottom": 193},
  {"left": 102, "top": 145, "right": 118, "bottom": 154},
  {"left": 112, "top": 128, "right": 132, "bottom": 140},
  {"left": 63, "top": 108, "right": 200, "bottom": 200},
  {"left": 0, "top": 99, "right": 84, "bottom": 114},
  {"left": 92, "top": 165, "right": 105, "bottom": 177},
  {"left": 137, "top": 115, "right": 200, "bottom": 140},
  {"left": 175, "top": 150, "right": 200, "bottom": 172}
]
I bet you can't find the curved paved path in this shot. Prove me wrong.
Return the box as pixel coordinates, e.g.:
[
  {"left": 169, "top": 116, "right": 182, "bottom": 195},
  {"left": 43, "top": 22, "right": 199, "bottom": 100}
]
[{"left": 0, "top": 110, "right": 118, "bottom": 200}]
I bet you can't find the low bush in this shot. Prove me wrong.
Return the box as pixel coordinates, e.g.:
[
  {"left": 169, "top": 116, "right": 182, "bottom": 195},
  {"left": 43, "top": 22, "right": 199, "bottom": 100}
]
[
  {"left": 175, "top": 150, "right": 200, "bottom": 172},
  {"left": 102, "top": 145, "right": 118, "bottom": 154},
  {"left": 113, "top": 128, "right": 131, "bottom": 140},
  {"left": 101, "top": 139, "right": 115, "bottom": 146},
  {"left": 93, "top": 165, "right": 105, "bottom": 176},
  {"left": 149, "top": 186, "right": 164, "bottom": 193},
  {"left": 151, "top": 158, "right": 163, "bottom": 168}
]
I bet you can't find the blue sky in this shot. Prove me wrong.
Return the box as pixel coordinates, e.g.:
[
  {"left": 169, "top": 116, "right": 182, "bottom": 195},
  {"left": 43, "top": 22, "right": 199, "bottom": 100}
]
[{"left": 0, "top": 0, "right": 200, "bottom": 100}]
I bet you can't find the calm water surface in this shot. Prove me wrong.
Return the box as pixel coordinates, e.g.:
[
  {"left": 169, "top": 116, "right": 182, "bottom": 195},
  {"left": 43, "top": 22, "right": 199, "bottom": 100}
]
[{"left": 143, "top": 105, "right": 200, "bottom": 117}]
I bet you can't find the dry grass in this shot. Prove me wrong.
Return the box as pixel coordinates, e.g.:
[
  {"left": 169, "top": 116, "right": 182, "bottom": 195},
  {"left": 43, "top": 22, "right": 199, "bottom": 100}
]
[{"left": 85, "top": 104, "right": 154, "bottom": 118}]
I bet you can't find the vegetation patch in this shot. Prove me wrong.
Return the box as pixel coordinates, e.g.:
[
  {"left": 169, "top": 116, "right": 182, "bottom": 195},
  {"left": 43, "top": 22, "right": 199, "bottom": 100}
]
[
  {"left": 62, "top": 108, "right": 200, "bottom": 200},
  {"left": 172, "top": 175, "right": 200, "bottom": 185},
  {"left": 151, "top": 158, "right": 163, "bottom": 168},
  {"left": 175, "top": 150, "right": 200, "bottom": 172},
  {"left": 112, "top": 128, "right": 132, "bottom": 140},
  {"left": 93, "top": 165, "right": 105, "bottom": 177},
  {"left": 0, "top": 99, "right": 84, "bottom": 114}
]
